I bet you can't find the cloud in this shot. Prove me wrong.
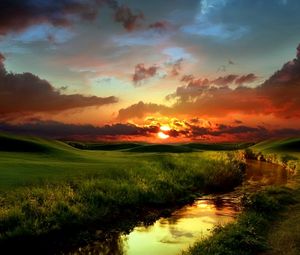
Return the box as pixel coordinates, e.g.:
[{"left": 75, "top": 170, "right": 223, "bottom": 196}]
[
  {"left": 213, "top": 74, "right": 239, "bottom": 86},
  {"left": 118, "top": 101, "right": 170, "bottom": 120},
  {"left": 120, "top": 43, "right": 300, "bottom": 120},
  {"left": 105, "top": 0, "right": 144, "bottom": 31},
  {"left": 235, "top": 73, "right": 258, "bottom": 86},
  {"left": 133, "top": 64, "right": 159, "bottom": 85},
  {"left": 1, "top": 119, "right": 298, "bottom": 142},
  {"left": 0, "top": 0, "right": 101, "bottom": 35},
  {"left": 166, "top": 73, "right": 257, "bottom": 101},
  {"left": 0, "top": 54, "right": 118, "bottom": 116},
  {"left": 166, "top": 41, "right": 300, "bottom": 118},
  {"left": 0, "top": 53, "right": 5, "bottom": 71},
  {"left": 0, "top": 120, "right": 159, "bottom": 140},
  {"left": 113, "top": 5, "right": 144, "bottom": 31},
  {"left": 211, "top": 73, "right": 258, "bottom": 87},
  {"left": 149, "top": 21, "right": 169, "bottom": 32},
  {"left": 166, "top": 58, "right": 184, "bottom": 76},
  {"left": 132, "top": 57, "right": 186, "bottom": 86},
  {"left": 0, "top": 0, "right": 145, "bottom": 36}
]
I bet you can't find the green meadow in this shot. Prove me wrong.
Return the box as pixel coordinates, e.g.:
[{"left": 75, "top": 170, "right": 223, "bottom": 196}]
[
  {"left": 0, "top": 132, "right": 299, "bottom": 254},
  {"left": 185, "top": 138, "right": 300, "bottom": 255},
  {"left": 0, "top": 133, "right": 245, "bottom": 249}
]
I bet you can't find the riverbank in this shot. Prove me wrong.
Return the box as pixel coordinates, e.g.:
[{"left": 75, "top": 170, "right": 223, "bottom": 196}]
[
  {"left": 264, "top": 178, "right": 300, "bottom": 255},
  {"left": 183, "top": 186, "right": 298, "bottom": 255},
  {"left": 184, "top": 138, "right": 300, "bottom": 255}
]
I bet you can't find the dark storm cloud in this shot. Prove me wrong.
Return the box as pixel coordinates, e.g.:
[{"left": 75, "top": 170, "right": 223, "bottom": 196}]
[
  {"left": 172, "top": 122, "right": 300, "bottom": 141},
  {"left": 0, "top": 0, "right": 146, "bottom": 35},
  {"left": 105, "top": 0, "right": 144, "bottom": 31},
  {"left": 113, "top": 5, "right": 144, "bottom": 31},
  {"left": 1, "top": 119, "right": 299, "bottom": 141},
  {"left": 0, "top": 0, "right": 102, "bottom": 35},
  {"left": 0, "top": 120, "right": 159, "bottom": 139},
  {"left": 0, "top": 53, "right": 118, "bottom": 116}
]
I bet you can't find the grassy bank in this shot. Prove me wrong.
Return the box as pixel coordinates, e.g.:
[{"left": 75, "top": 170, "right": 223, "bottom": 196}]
[
  {"left": 0, "top": 133, "right": 245, "bottom": 251},
  {"left": 183, "top": 186, "right": 297, "bottom": 255},
  {"left": 264, "top": 177, "right": 300, "bottom": 255},
  {"left": 184, "top": 138, "right": 300, "bottom": 255}
]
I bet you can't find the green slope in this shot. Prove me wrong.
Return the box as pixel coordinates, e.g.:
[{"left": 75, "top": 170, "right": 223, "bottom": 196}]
[
  {"left": 252, "top": 138, "right": 300, "bottom": 153},
  {"left": 126, "top": 144, "right": 195, "bottom": 153},
  {"left": 66, "top": 141, "right": 143, "bottom": 151},
  {"left": 0, "top": 133, "right": 149, "bottom": 190}
]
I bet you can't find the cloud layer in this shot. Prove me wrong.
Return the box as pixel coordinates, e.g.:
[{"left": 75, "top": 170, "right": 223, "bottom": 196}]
[
  {"left": 120, "top": 44, "right": 300, "bottom": 120},
  {"left": 0, "top": 0, "right": 145, "bottom": 35},
  {"left": 1, "top": 119, "right": 299, "bottom": 142},
  {"left": 0, "top": 54, "right": 117, "bottom": 116}
]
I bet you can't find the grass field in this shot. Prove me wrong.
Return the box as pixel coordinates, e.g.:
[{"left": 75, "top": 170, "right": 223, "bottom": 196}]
[
  {"left": 1, "top": 132, "right": 299, "bottom": 254},
  {"left": 0, "top": 132, "right": 246, "bottom": 251}
]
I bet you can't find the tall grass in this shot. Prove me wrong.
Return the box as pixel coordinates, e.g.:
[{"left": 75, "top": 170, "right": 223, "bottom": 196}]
[
  {"left": 183, "top": 187, "right": 296, "bottom": 255},
  {"left": 0, "top": 154, "right": 245, "bottom": 244}
]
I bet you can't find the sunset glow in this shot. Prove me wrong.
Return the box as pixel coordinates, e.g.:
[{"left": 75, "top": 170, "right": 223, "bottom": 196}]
[
  {"left": 157, "top": 131, "right": 170, "bottom": 140},
  {"left": 0, "top": 0, "right": 299, "bottom": 141},
  {"left": 160, "top": 125, "right": 171, "bottom": 132}
]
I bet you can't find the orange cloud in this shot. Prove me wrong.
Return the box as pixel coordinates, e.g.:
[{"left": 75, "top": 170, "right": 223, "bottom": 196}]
[{"left": 119, "top": 43, "right": 300, "bottom": 120}]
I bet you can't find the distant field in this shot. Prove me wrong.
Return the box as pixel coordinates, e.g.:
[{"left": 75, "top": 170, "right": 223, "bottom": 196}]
[
  {"left": 0, "top": 133, "right": 299, "bottom": 191},
  {"left": 0, "top": 133, "right": 253, "bottom": 190},
  {"left": 0, "top": 133, "right": 163, "bottom": 190},
  {"left": 66, "top": 140, "right": 253, "bottom": 152}
]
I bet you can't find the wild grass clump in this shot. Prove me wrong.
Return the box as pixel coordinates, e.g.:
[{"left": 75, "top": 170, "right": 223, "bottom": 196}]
[
  {"left": 183, "top": 187, "right": 296, "bottom": 255},
  {"left": 0, "top": 153, "right": 245, "bottom": 243}
]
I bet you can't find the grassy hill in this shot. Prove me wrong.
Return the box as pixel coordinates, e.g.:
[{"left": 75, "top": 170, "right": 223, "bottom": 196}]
[
  {"left": 0, "top": 132, "right": 247, "bottom": 252},
  {"left": 0, "top": 132, "right": 152, "bottom": 190},
  {"left": 252, "top": 138, "right": 300, "bottom": 153},
  {"left": 126, "top": 144, "right": 195, "bottom": 153},
  {"left": 66, "top": 141, "right": 252, "bottom": 153},
  {"left": 0, "top": 132, "right": 74, "bottom": 153}
]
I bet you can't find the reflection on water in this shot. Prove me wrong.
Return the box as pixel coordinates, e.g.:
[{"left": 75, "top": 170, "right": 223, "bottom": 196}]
[
  {"left": 246, "top": 160, "right": 288, "bottom": 186},
  {"left": 67, "top": 199, "right": 238, "bottom": 255},
  {"left": 65, "top": 161, "right": 288, "bottom": 255},
  {"left": 121, "top": 199, "right": 238, "bottom": 255}
]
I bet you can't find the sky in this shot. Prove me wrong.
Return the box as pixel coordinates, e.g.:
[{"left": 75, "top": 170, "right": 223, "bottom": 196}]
[{"left": 0, "top": 0, "right": 300, "bottom": 142}]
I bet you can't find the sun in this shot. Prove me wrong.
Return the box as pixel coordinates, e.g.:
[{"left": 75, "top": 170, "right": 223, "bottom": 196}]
[
  {"left": 157, "top": 125, "right": 171, "bottom": 139},
  {"left": 157, "top": 131, "right": 170, "bottom": 139},
  {"left": 160, "top": 125, "right": 171, "bottom": 131}
]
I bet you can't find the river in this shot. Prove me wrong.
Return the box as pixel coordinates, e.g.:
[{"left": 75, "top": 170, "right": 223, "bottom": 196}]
[{"left": 64, "top": 160, "right": 289, "bottom": 255}]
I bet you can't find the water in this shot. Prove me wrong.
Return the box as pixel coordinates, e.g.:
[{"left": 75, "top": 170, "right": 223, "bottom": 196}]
[{"left": 66, "top": 160, "right": 288, "bottom": 255}]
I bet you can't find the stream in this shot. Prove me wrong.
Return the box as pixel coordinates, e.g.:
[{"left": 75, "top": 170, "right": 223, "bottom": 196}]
[{"left": 64, "top": 160, "right": 290, "bottom": 255}]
